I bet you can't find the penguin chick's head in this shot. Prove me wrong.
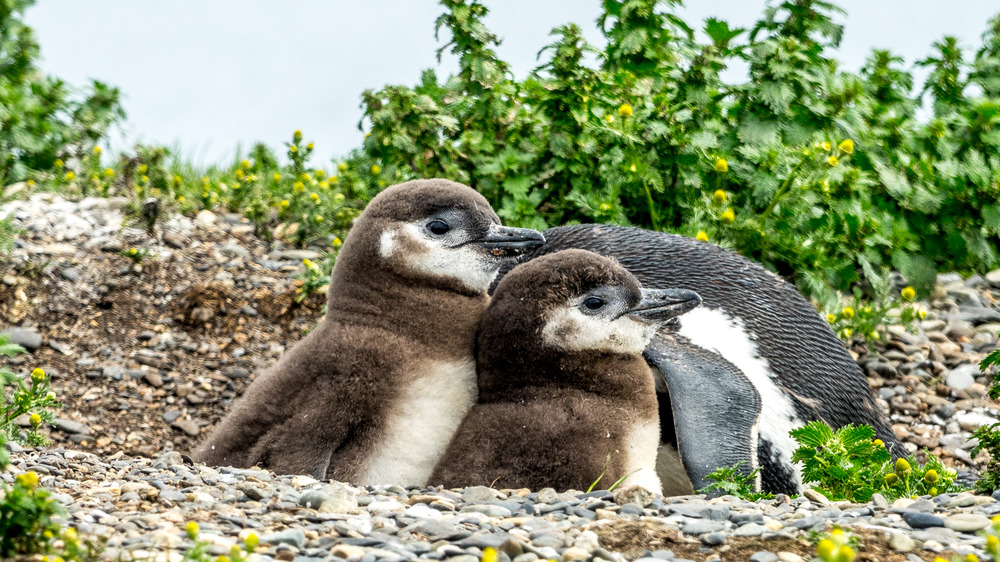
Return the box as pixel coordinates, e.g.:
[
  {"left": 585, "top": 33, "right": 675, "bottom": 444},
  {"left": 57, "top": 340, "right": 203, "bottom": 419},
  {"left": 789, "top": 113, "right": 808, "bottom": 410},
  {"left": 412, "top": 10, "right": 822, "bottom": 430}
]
[
  {"left": 344, "top": 179, "right": 545, "bottom": 295},
  {"left": 486, "top": 249, "right": 702, "bottom": 356}
]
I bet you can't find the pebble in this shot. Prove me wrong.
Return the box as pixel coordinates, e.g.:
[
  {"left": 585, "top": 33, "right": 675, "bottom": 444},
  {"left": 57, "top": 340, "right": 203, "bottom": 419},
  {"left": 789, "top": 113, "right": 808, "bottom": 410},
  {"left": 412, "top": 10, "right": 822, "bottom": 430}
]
[
  {"left": 902, "top": 511, "right": 945, "bottom": 529},
  {"left": 1, "top": 326, "right": 43, "bottom": 351}
]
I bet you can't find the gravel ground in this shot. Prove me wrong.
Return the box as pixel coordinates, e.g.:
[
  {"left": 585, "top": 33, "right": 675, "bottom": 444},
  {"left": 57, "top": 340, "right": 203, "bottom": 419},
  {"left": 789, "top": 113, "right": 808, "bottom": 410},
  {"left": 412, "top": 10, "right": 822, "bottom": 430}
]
[{"left": 2, "top": 192, "right": 1000, "bottom": 561}]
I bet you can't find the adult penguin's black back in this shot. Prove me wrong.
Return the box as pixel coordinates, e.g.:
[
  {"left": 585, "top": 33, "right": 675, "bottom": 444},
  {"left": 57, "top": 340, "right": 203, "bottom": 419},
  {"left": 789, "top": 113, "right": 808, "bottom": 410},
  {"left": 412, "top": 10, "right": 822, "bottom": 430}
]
[{"left": 498, "top": 224, "right": 901, "bottom": 494}]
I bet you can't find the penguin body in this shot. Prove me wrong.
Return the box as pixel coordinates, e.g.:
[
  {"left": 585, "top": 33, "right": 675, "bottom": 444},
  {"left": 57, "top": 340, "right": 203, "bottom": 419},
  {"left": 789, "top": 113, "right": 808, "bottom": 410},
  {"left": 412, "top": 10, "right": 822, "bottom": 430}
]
[
  {"left": 431, "top": 249, "right": 701, "bottom": 493},
  {"left": 497, "top": 224, "right": 900, "bottom": 495},
  {"left": 193, "top": 179, "right": 544, "bottom": 485}
]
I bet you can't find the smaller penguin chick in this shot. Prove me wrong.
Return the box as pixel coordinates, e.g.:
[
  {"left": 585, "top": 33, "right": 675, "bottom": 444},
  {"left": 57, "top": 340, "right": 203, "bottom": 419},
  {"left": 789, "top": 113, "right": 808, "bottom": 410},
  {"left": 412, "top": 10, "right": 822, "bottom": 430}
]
[{"left": 430, "top": 249, "right": 701, "bottom": 494}]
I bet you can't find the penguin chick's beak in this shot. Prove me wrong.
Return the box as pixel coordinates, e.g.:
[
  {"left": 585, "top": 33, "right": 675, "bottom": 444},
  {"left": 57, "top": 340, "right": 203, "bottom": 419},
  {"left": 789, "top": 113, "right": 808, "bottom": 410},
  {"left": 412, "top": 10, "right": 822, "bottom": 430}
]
[
  {"left": 476, "top": 224, "right": 546, "bottom": 257},
  {"left": 627, "top": 288, "right": 702, "bottom": 324}
]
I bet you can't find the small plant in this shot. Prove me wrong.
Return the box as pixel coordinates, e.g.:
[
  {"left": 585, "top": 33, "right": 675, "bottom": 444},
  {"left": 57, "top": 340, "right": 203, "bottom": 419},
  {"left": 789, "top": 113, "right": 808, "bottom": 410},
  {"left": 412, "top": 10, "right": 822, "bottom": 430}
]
[
  {"left": 0, "top": 471, "right": 66, "bottom": 557},
  {"left": 698, "top": 462, "right": 775, "bottom": 501},
  {"left": 182, "top": 521, "right": 258, "bottom": 562},
  {"left": 813, "top": 527, "right": 857, "bottom": 562},
  {"left": 984, "top": 516, "right": 1000, "bottom": 561},
  {"left": 2, "top": 342, "right": 61, "bottom": 448},
  {"left": 790, "top": 421, "right": 959, "bottom": 502},
  {"left": 586, "top": 450, "right": 638, "bottom": 492},
  {"left": 826, "top": 285, "right": 926, "bottom": 345},
  {"left": 119, "top": 247, "right": 154, "bottom": 265},
  {"left": 969, "top": 336, "right": 1000, "bottom": 493},
  {"left": 295, "top": 257, "right": 332, "bottom": 303}
]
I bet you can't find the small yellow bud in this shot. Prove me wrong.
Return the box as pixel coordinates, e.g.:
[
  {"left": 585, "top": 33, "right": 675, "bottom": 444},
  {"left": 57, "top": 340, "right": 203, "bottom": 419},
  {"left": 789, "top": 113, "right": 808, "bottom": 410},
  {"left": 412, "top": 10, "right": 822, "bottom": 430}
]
[
  {"left": 319, "top": 181, "right": 330, "bottom": 190},
  {"left": 371, "top": 164, "right": 381, "bottom": 175},
  {"left": 873, "top": 439, "right": 884, "bottom": 447},
  {"left": 289, "top": 145, "right": 298, "bottom": 153},
  {"left": 828, "top": 155, "right": 839, "bottom": 166},
  {"left": 104, "top": 167, "right": 115, "bottom": 177},
  {"left": 234, "top": 169, "right": 245, "bottom": 180},
  {"left": 827, "top": 313, "right": 836, "bottom": 323},
  {"left": 895, "top": 458, "right": 911, "bottom": 476},
  {"left": 55, "top": 159, "right": 64, "bottom": 168},
  {"left": 293, "top": 129, "right": 303, "bottom": 142},
  {"left": 720, "top": 208, "right": 735, "bottom": 223},
  {"left": 138, "top": 164, "right": 148, "bottom": 174},
  {"left": 273, "top": 173, "right": 282, "bottom": 181},
  {"left": 822, "top": 141, "right": 832, "bottom": 151},
  {"left": 29, "top": 413, "right": 41, "bottom": 427},
  {"left": 315, "top": 169, "right": 326, "bottom": 178},
  {"left": 302, "top": 259, "right": 313, "bottom": 268},
  {"left": 330, "top": 175, "right": 339, "bottom": 185},
  {"left": 45, "top": 391, "right": 56, "bottom": 400},
  {"left": 964, "top": 554, "right": 979, "bottom": 562},
  {"left": 314, "top": 214, "right": 324, "bottom": 222},
  {"left": 599, "top": 203, "right": 612, "bottom": 211},
  {"left": 310, "top": 192, "right": 320, "bottom": 202},
  {"left": 482, "top": 547, "right": 498, "bottom": 562},
  {"left": 924, "top": 469, "right": 939, "bottom": 484},
  {"left": 841, "top": 306, "right": 854, "bottom": 319},
  {"left": 93, "top": 146, "right": 102, "bottom": 155},
  {"left": 842, "top": 328, "right": 853, "bottom": 338},
  {"left": 695, "top": 231, "right": 709, "bottom": 242},
  {"left": 65, "top": 171, "right": 76, "bottom": 181},
  {"left": 618, "top": 103, "right": 633, "bottom": 117},
  {"left": 140, "top": 175, "right": 149, "bottom": 184},
  {"left": 918, "top": 309, "right": 927, "bottom": 319},
  {"left": 988, "top": 534, "right": 1000, "bottom": 551},
  {"left": 885, "top": 473, "right": 898, "bottom": 486},
  {"left": 306, "top": 143, "right": 314, "bottom": 150},
  {"left": 712, "top": 189, "right": 727, "bottom": 205},
  {"left": 27, "top": 179, "right": 35, "bottom": 187},
  {"left": 31, "top": 368, "right": 45, "bottom": 382},
  {"left": 186, "top": 521, "right": 199, "bottom": 540},
  {"left": 293, "top": 181, "right": 305, "bottom": 192},
  {"left": 605, "top": 114, "right": 614, "bottom": 123},
  {"left": 332, "top": 237, "right": 343, "bottom": 248},
  {"left": 333, "top": 192, "right": 345, "bottom": 201},
  {"left": 244, "top": 532, "right": 259, "bottom": 552},
  {"left": 64, "top": 527, "right": 78, "bottom": 542},
  {"left": 838, "top": 139, "right": 854, "bottom": 154},
  {"left": 279, "top": 200, "right": 290, "bottom": 210},
  {"left": 629, "top": 164, "right": 637, "bottom": 173},
  {"left": 240, "top": 159, "right": 251, "bottom": 169},
  {"left": 929, "top": 487, "right": 938, "bottom": 496},
  {"left": 901, "top": 286, "right": 915, "bottom": 301},
  {"left": 338, "top": 163, "right": 348, "bottom": 172},
  {"left": 177, "top": 196, "right": 185, "bottom": 203},
  {"left": 835, "top": 545, "right": 854, "bottom": 562},
  {"left": 714, "top": 158, "right": 729, "bottom": 173}
]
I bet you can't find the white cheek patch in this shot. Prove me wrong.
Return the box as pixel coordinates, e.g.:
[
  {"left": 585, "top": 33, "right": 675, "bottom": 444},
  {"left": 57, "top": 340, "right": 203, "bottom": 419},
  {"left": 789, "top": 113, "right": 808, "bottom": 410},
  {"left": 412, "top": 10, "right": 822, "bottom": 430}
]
[
  {"left": 541, "top": 307, "right": 656, "bottom": 354},
  {"left": 379, "top": 223, "right": 497, "bottom": 294},
  {"left": 677, "top": 306, "right": 803, "bottom": 490}
]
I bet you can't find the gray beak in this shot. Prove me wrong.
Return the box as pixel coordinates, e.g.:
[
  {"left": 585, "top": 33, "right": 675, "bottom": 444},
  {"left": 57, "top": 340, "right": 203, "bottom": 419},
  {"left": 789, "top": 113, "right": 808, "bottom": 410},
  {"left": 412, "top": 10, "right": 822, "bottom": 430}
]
[
  {"left": 477, "top": 224, "right": 546, "bottom": 257},
  {"left": 627, "top": 288, "right": 702, "bottom": 323}
]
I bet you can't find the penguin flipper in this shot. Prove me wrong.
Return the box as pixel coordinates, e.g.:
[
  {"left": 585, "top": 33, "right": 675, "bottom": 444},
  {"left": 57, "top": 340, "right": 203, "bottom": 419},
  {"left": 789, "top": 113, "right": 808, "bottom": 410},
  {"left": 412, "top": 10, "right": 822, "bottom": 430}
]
[{"left": 645, "top": 333, "right": 762, "bottom": 493}]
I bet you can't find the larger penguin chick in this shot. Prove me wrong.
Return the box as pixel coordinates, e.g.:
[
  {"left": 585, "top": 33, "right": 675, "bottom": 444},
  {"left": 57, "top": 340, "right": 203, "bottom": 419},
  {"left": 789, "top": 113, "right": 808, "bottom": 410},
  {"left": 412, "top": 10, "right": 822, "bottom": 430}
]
[
  {"left": 193, "top": 179, "right": 544, "bottom": 486},
  {"left": 430, "top": 249, "right": 701, "bottom": 493}
]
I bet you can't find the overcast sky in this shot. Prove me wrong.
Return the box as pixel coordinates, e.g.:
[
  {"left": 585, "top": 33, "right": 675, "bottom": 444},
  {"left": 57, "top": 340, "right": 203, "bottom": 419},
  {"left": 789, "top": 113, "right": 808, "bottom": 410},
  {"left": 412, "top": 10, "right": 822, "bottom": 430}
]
[{"left": 24, "top": 1, "right": 1000, "bottom": 166}]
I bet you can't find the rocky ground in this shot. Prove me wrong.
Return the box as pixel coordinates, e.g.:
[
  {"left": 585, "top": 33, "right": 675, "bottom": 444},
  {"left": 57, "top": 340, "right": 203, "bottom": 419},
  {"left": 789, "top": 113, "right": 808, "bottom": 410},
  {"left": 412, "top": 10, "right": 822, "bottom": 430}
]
[{"left": 2, "top": 192, "right": 1000, "bottom": 561}]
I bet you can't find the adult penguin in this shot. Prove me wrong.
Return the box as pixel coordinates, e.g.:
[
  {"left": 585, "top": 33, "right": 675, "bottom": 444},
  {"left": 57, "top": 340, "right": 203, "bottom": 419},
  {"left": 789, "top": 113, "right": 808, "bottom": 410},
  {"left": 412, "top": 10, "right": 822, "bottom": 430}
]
[
  {"left": 496, "top": 224, "right": 901, "bottom": 495},
  {"left": 193, "top": 179, "right": 544, "bottom": 485}
]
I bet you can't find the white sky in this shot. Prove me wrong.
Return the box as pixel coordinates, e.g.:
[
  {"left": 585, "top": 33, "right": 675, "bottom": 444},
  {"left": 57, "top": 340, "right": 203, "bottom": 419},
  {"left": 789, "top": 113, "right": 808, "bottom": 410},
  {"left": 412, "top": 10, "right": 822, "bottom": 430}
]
[{"left": 24, "top": 1, "right": 1000, "bottom": 166}]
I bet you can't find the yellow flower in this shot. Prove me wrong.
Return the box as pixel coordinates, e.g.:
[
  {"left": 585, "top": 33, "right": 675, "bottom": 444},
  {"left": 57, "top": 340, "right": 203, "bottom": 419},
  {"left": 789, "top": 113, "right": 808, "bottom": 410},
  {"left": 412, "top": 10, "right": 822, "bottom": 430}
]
[
  {"left": 29, "top": 413, "right": 41, "bottom": 427},
  {"left": 244, "top": 532, "right": 259, "bottom": 552},
  {"left": 371, "top": 164, "right": 381, "bottom": 175},
  {"left": 216, "top": 556, "right": 230, "bottom": 562},
  {"left": 46, "top": 391, "right": 56, "bottom": 400},
  {"left": 696, "top": 231, "right": 709, "bottom": 242},
  {"left": 293, "top": 181, "right": 305, "bottom": 192},
  {"left": 884, "top": 473, "right": 898, "bottom": 486},
  {"left": 822, "top": 141, "right": 832, "bottom": 151},
  {"left": 869, "top": 331, "right": 879, "bottom": 340},
  {"left": 338, "top": 163, "right": 348, "bottom": 172},
  {"left": 140, "top": 175, "right": 149, "bottom": 184},
  {"left": 93, "top": 146, "right": 102, "bottom": 155},
  {"left": 314, "top": 214, "right": 324, "bottom": 222},
  {"left": 55, "top": 158, "right": 64, "bottom": 168},
  {"left": 964, "top": 554, "right": 978, "bottom": 562},
  {"left": 714, "top": 158, "right": 728, "bottom": 173},
  {"left": 302, "top": 259, "right": 314, "bottom": 269},
  {"left": 720, "top": 208, "right": 735, "bottom": 223},
  {"left": 826, "top": 313, "right": 836, "bottom": 323},
  {"left": 618, "top": 103, "right": 633, "bottom": 117},
  {"left": 31, "top": 368, "right": 45, "bottom": 382},
  {"left": 873, "top": 439, "right": 883, "bottom": 447},
  {"left": 173, "top": 174, "right": 182, "bottom": 186},
  {"left": 64, "top": 528, "right": 78, "bottom": 542},
  {"left": 841, "top": 306, "right": 854, "bottom": 319},
  {"left": 279, "top": 200, "right": 290, "bottom": 210},
  {"left": 65, "top": 171, "right": 76, "bottom": 181},
  {"left": 27, "top": 179, "right": 35, "bottom": 187},
  {"left": 988, "top": 535, "right": 999, "bottom": 552},
  {"left": 319, "top": 181, "right": 330, "bottom": 190},
  {"left": 273, "top": 173, "right": 282, "bottom": 181},
  {"left": 929, "top": 487, "right": 938, "bottom": 496},
  {"left": 901, "top": 286, "right": 915, "bottom": 301},
  {"left": 332, "top": 237, "right": 343, "bottom": 248},
  {"left": 310, "top": 192, "right": 320, "bottom": 203},
  {"left": 837, "top": 545, "right": 855, "bottom": 561},
  {"left": 234, "top": 169, "right": 245, "bottom": 180},
  {"left": 838, "top": 139, "right": 854, "bottom": 154},
  {"left": 333, "top": 192, "right": 345, "bottom": 201},
  {"left": 315, "top": 169, "right": 326, "bottom": 179},
  {"left": 712, "top": 189, "right": 727, "bottom": 205},
  {"left": 816, "top": 538, "right": 836, "bottom": 559},
  {"left": 924, "top": 469, "right": 939, "bottom": 484},
  {"left": 828, "top": 155, "right": 839, "bottom": 166},
  {"left": 139, "top": 164, "right": 148, "bottom": 174},
  {"left": 306, "top": 142, "right": 314, "bottom": 150},
  {"left": 599, "top": 203, "right": 612, "bottom": 211},
  {"left": 177, "top": 196, "right": 186, "bottom": 203},
  {"left": 15, "top": 471, "right": 39, "bottom": 490},
  {"left": 482, "top": 547, "right": 498, "bottom": 562},
  {"left": 895, "top": 458, "right": 911, "bottom": 476},
  {"left": 293, "top": 129, "right": 303, "bottom": 142},
  {"left": 330, "top": 176, "right": 339, "bottom": 185},
  {"left": 289, "top": 145, "right": 298, "bottom": 153},
  {"left": 186, "top": 521, "right": 199, "bottom": 540},
  {"left": 605, "top": 114, "right": 614, "bottom": 123},
  {"left": 629, "top": 164, "right": 637, "bottom": 173},
  {"left": 842, "top": 328, "right": 852, "bottom": 338}
]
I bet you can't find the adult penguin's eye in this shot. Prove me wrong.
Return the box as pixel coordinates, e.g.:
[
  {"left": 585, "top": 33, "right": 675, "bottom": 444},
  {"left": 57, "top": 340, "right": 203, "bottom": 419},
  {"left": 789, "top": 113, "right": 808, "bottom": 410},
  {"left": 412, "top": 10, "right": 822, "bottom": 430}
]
[
  {"left": 583, "top": 297, "right": 605, "bottom": 311},
  {"left": 427, "top": 220, "right": 450, "bottom": 235}
]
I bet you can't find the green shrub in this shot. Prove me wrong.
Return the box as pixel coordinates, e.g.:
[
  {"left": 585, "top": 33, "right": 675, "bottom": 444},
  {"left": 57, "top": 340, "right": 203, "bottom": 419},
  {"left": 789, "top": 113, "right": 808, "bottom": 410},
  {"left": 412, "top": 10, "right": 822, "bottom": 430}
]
[
  {"left": 698, "top": 461, "right": 774, "bottom": 501},
  {"left": 0, "top": 0, "right": 125, "bottom": 186},
  {"left": 970, "top": 337, "right": 1000, "bottom": 493}
]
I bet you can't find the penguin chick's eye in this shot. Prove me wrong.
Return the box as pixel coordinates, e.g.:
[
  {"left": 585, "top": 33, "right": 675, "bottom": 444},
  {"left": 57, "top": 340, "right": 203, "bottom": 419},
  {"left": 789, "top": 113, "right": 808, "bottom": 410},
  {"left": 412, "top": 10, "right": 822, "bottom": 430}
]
[
  {"left": 583, "top": 297, "right": 605, "bottom": 311},
  {"left": 426, "top": 220, "right": 450, "bottom": 235}
]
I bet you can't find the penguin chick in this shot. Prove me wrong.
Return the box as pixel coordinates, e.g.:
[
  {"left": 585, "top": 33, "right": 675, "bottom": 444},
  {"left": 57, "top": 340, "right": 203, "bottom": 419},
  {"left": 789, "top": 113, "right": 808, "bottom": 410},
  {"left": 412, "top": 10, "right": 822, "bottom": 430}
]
[
  {"left": 430, "top": 249, "right": 701, "bottom": 494},
  {"left": 192, "top": 179, "right": 545, "bottom": 485}
]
